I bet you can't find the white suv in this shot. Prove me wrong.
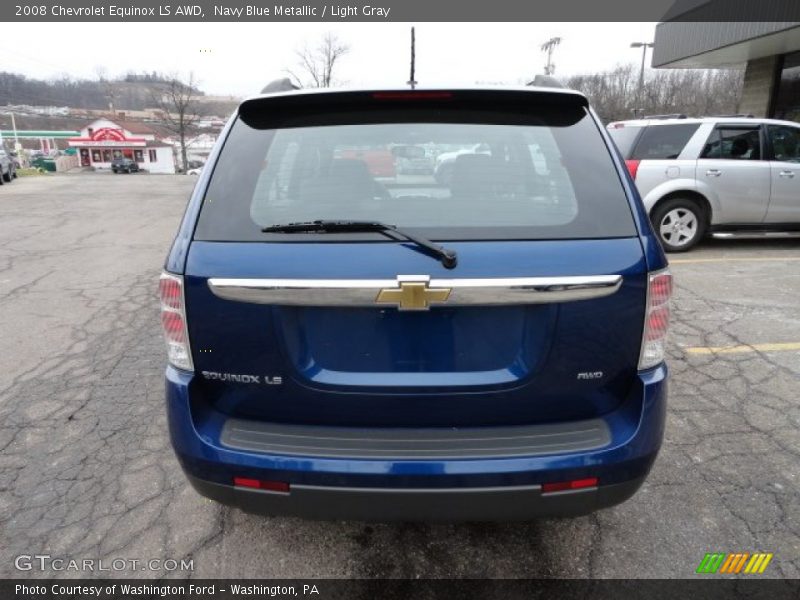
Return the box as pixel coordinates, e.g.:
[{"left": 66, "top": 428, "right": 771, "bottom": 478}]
[{"left": 607, "top": 116, "right": 800, "bottom": 252}]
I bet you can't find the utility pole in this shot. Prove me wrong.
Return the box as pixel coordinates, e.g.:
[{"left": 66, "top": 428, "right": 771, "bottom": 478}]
[
  {"left": 541, "top": 37, "right": 561, "bottom": 76},
  {"left": 631, "top": 41, "right": 654, "bottom": 117},
  {"left": 106, "top": 88, "right": 115, "bottom": 114},
  {"left": 407, "top": 26, "right": 417, "bottom": 89},
  {"left": 11, "top": 112, "right": 19, "bottom": 146}
]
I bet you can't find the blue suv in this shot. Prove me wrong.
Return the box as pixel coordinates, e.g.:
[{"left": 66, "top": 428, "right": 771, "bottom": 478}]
[{"left": 161, "top": 87, "right": 670, "bottom": 520}]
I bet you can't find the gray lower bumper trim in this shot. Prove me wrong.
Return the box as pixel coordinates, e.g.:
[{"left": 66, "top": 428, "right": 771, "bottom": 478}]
[
  {"left": 185, "top": 474, "right": 646, "bottom": 521},
  {"left": 220, "top": 418, "right": 611, "bottom": 459}
]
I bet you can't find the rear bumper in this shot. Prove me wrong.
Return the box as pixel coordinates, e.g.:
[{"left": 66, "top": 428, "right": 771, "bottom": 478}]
[
  {"left": 166, "top": 364, "right": 667, "bottom": 520},
  {"left": 186, "top": 473, "right": 646, "bottom": 521}
]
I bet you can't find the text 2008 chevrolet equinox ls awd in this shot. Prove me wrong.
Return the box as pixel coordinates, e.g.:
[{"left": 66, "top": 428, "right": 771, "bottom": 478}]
[{"left": 160, "top": 87, "right": 671, "bottom": 520}]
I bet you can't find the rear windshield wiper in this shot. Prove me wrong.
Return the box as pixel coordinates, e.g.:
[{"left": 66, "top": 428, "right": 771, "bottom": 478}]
[{"left": 261, "top": 220, "right": 458, "bottom": 269}]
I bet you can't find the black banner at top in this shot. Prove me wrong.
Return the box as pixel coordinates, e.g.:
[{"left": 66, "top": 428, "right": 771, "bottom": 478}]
[
  {"left": 5, "top": 579, "right": 800, "bottom": 600},
  {"left": 3, "top": 0, "right": 800, "bottom": 22}
]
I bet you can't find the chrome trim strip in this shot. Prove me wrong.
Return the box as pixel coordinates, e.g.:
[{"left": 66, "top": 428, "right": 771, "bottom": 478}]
[
  {"left": 712, "top": 231, "right": 800, "bottom": 240},
  {"left": 208, "top": 274, "right": 623, "bottom": 306}
]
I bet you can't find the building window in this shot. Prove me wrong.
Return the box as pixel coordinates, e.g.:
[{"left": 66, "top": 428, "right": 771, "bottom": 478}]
[
  {"left": 102, "top": 149, "right": 113, "bottom": 162},
  {"left": 134, "top": 149, "right": 144, "bottom": 163},
  {"left": 91, "top": 149, "right": 101, "bottom": 162},
  {"left": 773, "top": 51, "right": 800, "bottom": 123},
  {"left": 148, "top": 149, "right": 157, "bottom": 162}
]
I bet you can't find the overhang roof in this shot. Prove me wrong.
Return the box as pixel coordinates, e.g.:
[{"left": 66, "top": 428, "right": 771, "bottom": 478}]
[{"left": 653, "top": 22, "right": 800, "bottom": 68}]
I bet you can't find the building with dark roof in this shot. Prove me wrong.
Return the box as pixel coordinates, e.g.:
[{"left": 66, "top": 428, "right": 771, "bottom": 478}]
[{"left": 653, "top": 15, "right": 800, "bottom": 121}]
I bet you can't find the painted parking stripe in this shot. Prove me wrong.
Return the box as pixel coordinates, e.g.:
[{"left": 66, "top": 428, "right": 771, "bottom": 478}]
[
  {"left": 670, "top": 257, "right": 800, "bottom": 264},
  {"left": 685, "top": 342, "right": 800, "bottom": 355}
]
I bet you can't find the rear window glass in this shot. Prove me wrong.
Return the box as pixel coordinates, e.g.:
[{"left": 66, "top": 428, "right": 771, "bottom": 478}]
[
  {"left": 195, "top": 103, "right": 636, "bottom": 241},
  {"left": 629, "top": 123, "right": 700, "bottom": 159},
  {"left": 606, "top": 125, "right": 644, "bottom": 158}
]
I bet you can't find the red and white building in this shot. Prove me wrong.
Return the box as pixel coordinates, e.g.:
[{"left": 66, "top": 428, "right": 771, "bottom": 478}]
[{"left": 68, "top": 118, "right": 175, "bottom": 173}]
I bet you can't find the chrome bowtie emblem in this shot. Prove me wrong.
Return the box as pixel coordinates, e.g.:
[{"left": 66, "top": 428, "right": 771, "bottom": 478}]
[{"left": 375, "top": 276, "right": 451, "bottom": 311}]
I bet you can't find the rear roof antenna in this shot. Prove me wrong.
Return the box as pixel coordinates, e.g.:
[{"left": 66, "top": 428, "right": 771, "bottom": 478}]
[{"left": 407, "top": 26, "right": 418, "bottom": 89}]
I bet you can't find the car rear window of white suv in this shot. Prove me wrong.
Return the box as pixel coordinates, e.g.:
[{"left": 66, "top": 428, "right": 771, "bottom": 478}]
[
  {"left": 610, "top": 123, "right": 701, "bottom": 160},
  {"left": 195, "top": 101, "right": 637, "bottom": 241}
]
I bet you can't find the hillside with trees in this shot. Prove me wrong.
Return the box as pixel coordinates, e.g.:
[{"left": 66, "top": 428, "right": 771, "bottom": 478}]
[{"left": 0, "top": 71, "right": 238, "bottom": 117}]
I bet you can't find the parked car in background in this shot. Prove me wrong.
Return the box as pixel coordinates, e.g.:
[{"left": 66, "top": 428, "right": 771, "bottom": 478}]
[
  {"left": 393, "top": 144, "right": 435, "bottom": 175},
  {"left": 0, "top": 147, "right": 17, "bottom": 184},
  {"left": 160, "top": 86, "right": 671, "bottom": 521},
  {"left": 607, "top": 116, "right": 800, "bottom": 252},
  {"left": 433, "top": 143, "right": 490, "bottom": 185},
  {"left": 187, "top": 167, "right": 203, "bottom": 175},
  {"left": 111, "top": 157, "right": 140, "bottom": 174}
]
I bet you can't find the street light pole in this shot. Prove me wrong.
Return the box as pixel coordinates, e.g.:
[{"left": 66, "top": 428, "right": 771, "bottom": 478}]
[
  {"left": 541, "top": 37, "right": 562, "bottom": 76},
  {"left": 11, "top": 112, "right": 19, "bottom": 146},
  {"left": 630, "top": 42, "right": 654, "bottom": 118}
]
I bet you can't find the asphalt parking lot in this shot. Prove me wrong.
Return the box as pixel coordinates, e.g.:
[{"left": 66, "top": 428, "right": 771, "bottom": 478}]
[{"left": 1, "top": 173, "right": 798, "bottom": 579}]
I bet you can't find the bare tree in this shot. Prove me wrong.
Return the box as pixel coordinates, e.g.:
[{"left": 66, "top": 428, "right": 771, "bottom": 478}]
[
  {"left": 285, "top": 32, "right": 350, "bottom": 88},
  {"left": 95, "top": 66, "right": 118, "bottom": 113},
  {"left": 563, "top": 65, "right": 744, "bottom": 122},
  {"left": 150, "top": 73, "right": 203, "bottom": 173}
]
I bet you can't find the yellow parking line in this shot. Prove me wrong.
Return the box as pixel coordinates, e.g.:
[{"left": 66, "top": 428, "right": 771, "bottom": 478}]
[
  {"left": 670, "top": 257, "right": 800, "bottom": 264},
  {"left": 686, "top": 342, "right": 800, "bottom": 355}
]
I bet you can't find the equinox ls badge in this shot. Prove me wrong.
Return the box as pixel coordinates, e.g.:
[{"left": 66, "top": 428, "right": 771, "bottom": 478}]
[
  {"left": 375, "top": 276, "right": 451, "bottom": 311},
  {"left": 202, "top": 371, "right": 282, "bottom": 385}
]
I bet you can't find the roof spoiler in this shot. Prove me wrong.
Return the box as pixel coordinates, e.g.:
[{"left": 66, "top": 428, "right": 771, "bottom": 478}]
[{"left": 239, "top": 88, "right": 588, "bottom": 128}]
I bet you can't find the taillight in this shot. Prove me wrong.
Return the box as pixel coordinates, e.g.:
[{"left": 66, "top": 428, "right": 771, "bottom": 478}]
[
  {"left": 625, "top": 159, "right": 641, "bottom": 180},
  {"left": 639, "top": 270, "right": 672, "bottom": 370},
  {"left": 159, "top": 272, "right": 193, "bottom": 371}
]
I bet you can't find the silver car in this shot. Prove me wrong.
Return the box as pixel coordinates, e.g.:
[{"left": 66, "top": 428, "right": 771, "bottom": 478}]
[
  {"left": 0, "top": 147, "right": 17, "bottom": 185},
  {"left": 607, "top": 116, "right": 800, "bottom": 252}
]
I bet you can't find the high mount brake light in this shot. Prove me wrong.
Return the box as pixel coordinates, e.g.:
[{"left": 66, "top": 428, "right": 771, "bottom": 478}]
[
  {"left": 159, "top": 272, "right": 193, "bottom": 371},
  {"left": 639, "top": 270, "right": 672, "bottom": 370},
  {"left": 371, "top": 92, "right": 454, "bottom": 100}
]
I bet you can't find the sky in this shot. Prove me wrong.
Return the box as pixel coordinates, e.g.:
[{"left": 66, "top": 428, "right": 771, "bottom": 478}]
[{"left": 0, "top": 22, "right": 659, "bottom": 97}]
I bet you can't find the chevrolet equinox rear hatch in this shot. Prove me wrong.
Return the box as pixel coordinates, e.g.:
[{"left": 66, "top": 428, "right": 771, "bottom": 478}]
[{"left": 184, "top": 89, "right": 645, "bottom": 428}]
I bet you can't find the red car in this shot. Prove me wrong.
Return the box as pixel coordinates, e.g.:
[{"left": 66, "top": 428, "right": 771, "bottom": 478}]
[{"left": 337, "top": 146, "right": 395, "bottom": 177}]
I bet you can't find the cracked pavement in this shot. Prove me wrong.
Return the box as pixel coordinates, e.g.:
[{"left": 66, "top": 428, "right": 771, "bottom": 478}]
[{"left": 0, "top": 174, "right": 798, "bottom": 579}]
